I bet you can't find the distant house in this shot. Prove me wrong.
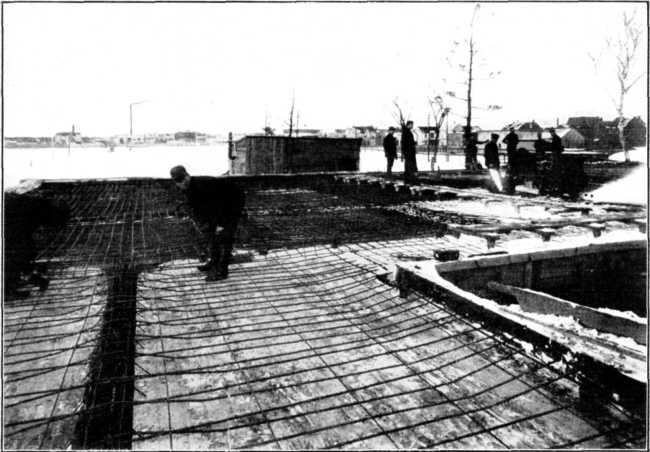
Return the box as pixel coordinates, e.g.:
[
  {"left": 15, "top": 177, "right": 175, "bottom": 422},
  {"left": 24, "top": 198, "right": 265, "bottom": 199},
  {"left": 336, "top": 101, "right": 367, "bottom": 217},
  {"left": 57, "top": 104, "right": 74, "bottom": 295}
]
[
  {"left": 282, "top": 128, "right": 322, "bottom": 137},
  {"left": 448, "top": 125, "right": 482, "bottom": 149},
  {"left": 568, "top": 116, "right": 646, "bottom": 150},
  {"left": 567, "top": 116, "right": 603, "bottom": 149},
  {"left": 174, "top": 131, "right": 198, "bottom": 142},
  {"left": 353, "top": 126, "right": 382, "bottom": 146},
  {"left": 3, "top": 137, "right": 50, "bottom": 148},
  {"left": 53, "top": 131, "right": 82, "bottom": 147},
  {"left": 501, "top": 120, "right": 543, "bottom": 132},
  {"left": 418, "top": 126, "right": 440, "bottom": 147},
  {"left": 601, "top": 116, "right": 647, "bottom": 149},
  {"left": 451, "top": 124, "right": 482, "bottom": 134},
  {"left": 504, "top": 127, "right": 585, "bottom": 151}
]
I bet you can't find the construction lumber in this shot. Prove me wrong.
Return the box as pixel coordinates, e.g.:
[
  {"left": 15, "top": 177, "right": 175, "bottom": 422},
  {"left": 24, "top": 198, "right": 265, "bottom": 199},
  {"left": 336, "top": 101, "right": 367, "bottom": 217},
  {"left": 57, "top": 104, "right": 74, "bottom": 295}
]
[{"left": 487, "top": 281, "right": 646, "bottom": 345}]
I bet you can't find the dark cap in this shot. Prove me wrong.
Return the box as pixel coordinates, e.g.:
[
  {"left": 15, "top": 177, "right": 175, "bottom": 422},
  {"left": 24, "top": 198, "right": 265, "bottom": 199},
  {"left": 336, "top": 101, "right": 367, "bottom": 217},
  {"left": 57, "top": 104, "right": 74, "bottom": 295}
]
[
  {"left": 388, "top": 127, "right": 396, "bottom": 132},
  {"left": 491, "top": 133, "right": 500, "bottom": 140},
  {"left": 170, "top": 165, "right": 188, "bottom": 181}
]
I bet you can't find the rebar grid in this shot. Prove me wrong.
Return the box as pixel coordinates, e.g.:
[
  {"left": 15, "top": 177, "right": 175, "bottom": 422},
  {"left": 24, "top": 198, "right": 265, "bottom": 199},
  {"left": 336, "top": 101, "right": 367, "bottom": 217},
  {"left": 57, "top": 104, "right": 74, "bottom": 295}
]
[
  {"left": 132, "top": 246, "right": 643, "bottom": 449},
  {"left": 3, "top": 177, "right": 645, "bottom": 449}
]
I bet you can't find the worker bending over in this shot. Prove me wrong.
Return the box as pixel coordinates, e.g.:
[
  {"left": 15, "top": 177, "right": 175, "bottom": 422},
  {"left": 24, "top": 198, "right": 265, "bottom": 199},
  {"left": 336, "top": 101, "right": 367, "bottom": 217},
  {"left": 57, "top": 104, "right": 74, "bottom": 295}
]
[
  {"left": 170, "top": 165, "right": 245, "bottom": 281},
  {"left": 4, "top": 193, "right": 69, "bottom": 296}
]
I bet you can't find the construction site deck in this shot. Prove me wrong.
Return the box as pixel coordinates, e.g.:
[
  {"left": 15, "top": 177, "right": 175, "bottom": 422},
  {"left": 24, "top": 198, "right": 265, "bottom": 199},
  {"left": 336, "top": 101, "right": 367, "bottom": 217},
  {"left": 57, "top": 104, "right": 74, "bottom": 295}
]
[{"left": 3, "top": 172, "right": 647, "bottom": 449}]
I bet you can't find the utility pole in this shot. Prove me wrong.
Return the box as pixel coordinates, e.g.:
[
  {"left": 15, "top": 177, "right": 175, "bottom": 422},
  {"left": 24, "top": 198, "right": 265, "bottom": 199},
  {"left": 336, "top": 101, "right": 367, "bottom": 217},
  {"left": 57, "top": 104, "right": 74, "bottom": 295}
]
[
  {"left": 129, "top": 101, "right": 147, "bottom": 146},
  {"left": 68, "top": 124, "right": 74, "bottom": 155},
  {"left": 464, "top": 22, "right": 475, "bottom": 149}
]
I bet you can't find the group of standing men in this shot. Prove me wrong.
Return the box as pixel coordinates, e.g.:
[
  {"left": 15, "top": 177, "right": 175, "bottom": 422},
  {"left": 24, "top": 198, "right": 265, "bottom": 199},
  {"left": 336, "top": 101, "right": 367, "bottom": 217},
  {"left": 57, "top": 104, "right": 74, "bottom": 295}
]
[
  {"left": 383, "top": 121, "right": 418, "bottom": 182},
  {"left": 470, "top": 126, "right": 564, "bottom": 171}
]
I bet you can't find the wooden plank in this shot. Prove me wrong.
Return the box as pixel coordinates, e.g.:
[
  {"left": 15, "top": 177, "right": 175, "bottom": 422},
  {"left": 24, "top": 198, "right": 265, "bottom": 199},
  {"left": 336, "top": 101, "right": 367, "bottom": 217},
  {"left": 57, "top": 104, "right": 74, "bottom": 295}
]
[{"left": 487, "top": 281, "right": 646, "bottom": 345}]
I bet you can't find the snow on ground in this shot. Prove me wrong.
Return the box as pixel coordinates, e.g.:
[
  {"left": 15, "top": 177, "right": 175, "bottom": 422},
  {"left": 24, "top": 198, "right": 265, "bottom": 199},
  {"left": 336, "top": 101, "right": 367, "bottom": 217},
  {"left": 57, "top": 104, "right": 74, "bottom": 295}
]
[
  {"left": 360, "top": 147, "right": 468, "bottom": 172},
  {"left": 583, "top": 146, "right": 648, "bottom": 205},
  {"left": 3, "top": 145, "right": 231, "bottom": 189},
  {"left": 4, "top": 145, "right": 467, "bottom": 189},
  {"left": 608, "top": 146, "right": 648, "bottom": 163}
]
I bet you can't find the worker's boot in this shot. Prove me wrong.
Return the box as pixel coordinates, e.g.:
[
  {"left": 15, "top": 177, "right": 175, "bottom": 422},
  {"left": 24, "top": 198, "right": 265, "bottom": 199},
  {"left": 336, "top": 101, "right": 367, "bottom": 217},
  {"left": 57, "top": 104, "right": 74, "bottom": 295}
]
[
  {"left": 205, "top": 266, "right": 226, "bottom": 282},
  {"left": 197, "top": 260, "right": 215, "bottom": 272},
  {"left": 28, "top": 271, "right": 50, "bottom": 291}
]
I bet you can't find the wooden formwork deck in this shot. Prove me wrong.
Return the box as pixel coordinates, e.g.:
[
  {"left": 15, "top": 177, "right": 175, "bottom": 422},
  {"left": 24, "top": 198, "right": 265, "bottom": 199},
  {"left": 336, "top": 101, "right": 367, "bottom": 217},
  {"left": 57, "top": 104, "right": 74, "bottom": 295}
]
[
  {"left": 3, "top": 176, "right": 646, "bottom": 449},
  {"left": 132, "top": 245, "right": 643, "bottom": 449},
  {"left": 3, "top": 267, "right": 106, "bottom": 449}
]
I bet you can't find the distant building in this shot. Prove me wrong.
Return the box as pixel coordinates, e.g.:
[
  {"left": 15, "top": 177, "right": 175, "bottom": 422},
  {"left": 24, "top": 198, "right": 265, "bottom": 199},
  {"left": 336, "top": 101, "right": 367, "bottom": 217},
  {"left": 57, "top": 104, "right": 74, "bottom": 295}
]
[
  {"left": 353, "top": 126, "right": 382, "bottom": 146},
  {"left": 282, "top": 128, "right": 322, "bottom": 137},
  {"left": 53, "top": 131, "right": 82, "bottom": 147},
  {"left": 418, "top": 126, "right": 441, "bottom": 147},
  {"left": 568, "top": 116, "right": 646, "bottom": 149},
  {"left": 4, "top": 137, "right": 53, "bottom": 148},
  {"left": 501, "top": 120, "right": 543, "bottom": 132},
  {"left": 601, "top": 116, "right": 647, "bottom": 149},
  {"left": 567, "top": 116, "right": 603, "bottom": 149},
  {"left": 495, "top": 127, "right": 585, "bottom": 151},
  {"left": 174, "top": 131, "right": 197, "bottom": 142},
  {"left": 448, "top": 124, "right": 482, "bottom": 149},
  {"left": 330, "top": 126, "right": 382, "bottom": 146}
]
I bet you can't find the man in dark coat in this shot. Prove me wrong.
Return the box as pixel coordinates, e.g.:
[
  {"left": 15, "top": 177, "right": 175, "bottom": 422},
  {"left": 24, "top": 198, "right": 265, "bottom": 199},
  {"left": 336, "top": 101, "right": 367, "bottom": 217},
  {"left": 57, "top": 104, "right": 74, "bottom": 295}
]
[
  {"left": 484, "top": 133, "right": 501, "bottom": 169},
  {"left": 549, "top": 128, "right": 564, "bottom": 163},
  {"left": 465, "top": 132, "right": 480, "bottom": 171},
  {"left": 4, "top": 193, "right": 70, "bottom": 296},
  {"left": 383, "top": 127, "right": 398, "bottom": 176},
  {"left": 484, "top": 133, "right": 504, "bottom": 191},
  {"left": 503, "top": 127, "right": 519, "bottom": 167},
  {"left": 533, "top": 131, "right": 547, "bottom": 161},
  {"left": 548, "top": 128, "right": 565, "bottom": 195},
  {"left": 401, "top": 121, "right": 418, "bottom": 183},
  {"left": 170, "top": 165, "right": 245, "bottom": 281}
]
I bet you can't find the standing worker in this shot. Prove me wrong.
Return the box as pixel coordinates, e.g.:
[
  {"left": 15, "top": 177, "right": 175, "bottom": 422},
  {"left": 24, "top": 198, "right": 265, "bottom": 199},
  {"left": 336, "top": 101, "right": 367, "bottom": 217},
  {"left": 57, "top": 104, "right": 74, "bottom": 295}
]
[
  {"left": 465, "top": 132, "right": 480, "bottom": 171},
  {"left": 503, "top": 127, "right": 519, "bottom": 167},
  {"left": 170, "top": 165, "right": 245, "bottom": 281},
  {"left": 4, "top": 193, "right": 70, "bottom": 296},
  {"left": 548, "top": 128, "right": 565, "bottom": 194},
  {"left": 533, "top": 131, "right": 547, "bottom": 161},
  {"left": 484, "top": 133, "right": 501, "bottom": 169},
  {"left": 484, "top": 133, "right": 503, "bottom": 191},
  {"left": 383, "top": 127, "right": 398, "bottom": 176},
  {"left": 549, "top": 128, "right": 564, "bottom": 163},
  {"left": 401, "top": 120, "right": 418, "bottom": 183}
]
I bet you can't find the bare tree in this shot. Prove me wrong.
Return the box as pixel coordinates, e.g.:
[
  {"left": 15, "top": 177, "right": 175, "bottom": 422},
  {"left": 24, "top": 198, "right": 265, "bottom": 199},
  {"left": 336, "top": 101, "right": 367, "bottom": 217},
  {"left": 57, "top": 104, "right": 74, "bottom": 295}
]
[
  {"left": 444, "top": 4, "right": 501, "bottom": 152},
  {"left": 428, "top": 95, "right": 451, "bottom": 165},
  {"left": 286, "top": 94, "right": 296, "bottom": 138},
  {"left": 589, "top": 10, "right": 644, "bottom": 161},
  {"left": 392, "top": 99, "right": 408, "bottom": 128}
]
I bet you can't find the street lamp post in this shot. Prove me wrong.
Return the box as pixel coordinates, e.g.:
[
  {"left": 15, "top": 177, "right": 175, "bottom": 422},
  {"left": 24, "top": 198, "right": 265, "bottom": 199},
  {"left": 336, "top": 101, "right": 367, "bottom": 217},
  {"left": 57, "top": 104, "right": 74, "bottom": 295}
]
[{"left": 129, "top": 101, "right": 147, "bottom": 146}]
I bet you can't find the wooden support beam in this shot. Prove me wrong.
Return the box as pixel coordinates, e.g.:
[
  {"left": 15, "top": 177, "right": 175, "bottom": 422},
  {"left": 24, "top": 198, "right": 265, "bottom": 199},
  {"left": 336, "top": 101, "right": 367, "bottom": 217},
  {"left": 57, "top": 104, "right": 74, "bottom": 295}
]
[
  {"left": 536, "top": 228, "right": 556, "bottom": 241},
  {"left": 586, "top": 222, "right": 606, "bottom": 238},
  {"left": 420, "top": 188, "right": 437, "bottom": 200},
  {"left": 446, "top": 224, "right": 462, "bottom": 238},
  {"left": 397, "top": 184, "right": 411, "bottom": 195},
  {"left": 487, "top": 281, "right": 646, "bottom": 345},
  {"left": 482, "top": 199, "right": 501, "bottom": 206},
  {"left": 482, "top": 233, "right": 501, "bottom": 249},
  {"left": 633, "top": 219, "right": 647, "bottom": 234},
  {"left": 437, "top": 191, "right": 458, "bottom": 200}
]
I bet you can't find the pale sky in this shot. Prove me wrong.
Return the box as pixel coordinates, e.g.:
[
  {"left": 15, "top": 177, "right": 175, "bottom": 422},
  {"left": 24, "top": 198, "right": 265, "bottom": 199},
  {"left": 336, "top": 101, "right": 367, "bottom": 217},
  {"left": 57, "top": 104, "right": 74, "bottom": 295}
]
[{"left": 3, "top": 2, "right": 648, "bottom": 137}]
